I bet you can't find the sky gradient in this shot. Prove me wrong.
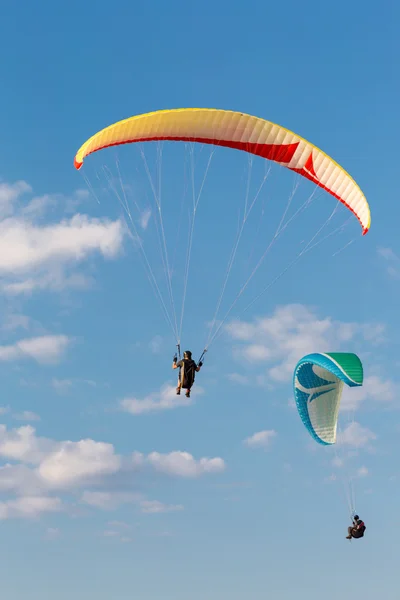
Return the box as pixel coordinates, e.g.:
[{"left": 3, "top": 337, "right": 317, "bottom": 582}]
[{"left": 0, "top": 1, "right": 399, "bottom": 599}]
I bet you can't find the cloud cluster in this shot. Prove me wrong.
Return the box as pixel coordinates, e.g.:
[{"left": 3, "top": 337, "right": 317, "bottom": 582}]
[
  {"left": 226, "top": 304, "right": 385, "bottom": 382},
  {"left": 0, "top": 180, "right": 125, "bottom": 295},
  {"left": 225, "top": 304, "right": 393, "bottom": 412},
  {"left": 0, "top": 424, "right": 226, "bottom": 520}
]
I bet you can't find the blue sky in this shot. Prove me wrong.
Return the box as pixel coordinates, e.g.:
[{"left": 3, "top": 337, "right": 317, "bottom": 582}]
[{"left": 0, "top": 1, "right": 399, "bottom": 598}]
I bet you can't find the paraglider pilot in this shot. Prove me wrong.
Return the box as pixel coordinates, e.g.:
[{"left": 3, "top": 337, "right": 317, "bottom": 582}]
[
  {"left": 172, "top": 350, "right": 202, "bottom": 398},
  {"left": 346, "top": 514, "right": 366, "bottom": 540}
]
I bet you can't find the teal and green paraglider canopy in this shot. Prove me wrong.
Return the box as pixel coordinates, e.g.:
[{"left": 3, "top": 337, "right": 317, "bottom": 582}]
[{"left": 293, "top": 353, "right": 363, "bottom": 445}]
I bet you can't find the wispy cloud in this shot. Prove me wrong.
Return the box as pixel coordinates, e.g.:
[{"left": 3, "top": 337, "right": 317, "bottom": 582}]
[
  {"left": 13, "top": 411, "right": 41, "bottom": 422},
  {"left": 377, "top": 246, "right": 400, "bottom": 279},
  {"left": 3, "top": 272, "right": 95, "bottom": 296},
  {"left": 139, "top": 208, "right": 151, "bottom": 230},
  {"left": 337, "top": 422, "right": 376, "bottom": 449},
  {"left": 377, "top": 247, "right": 397, "bottom": 261},
  {"left": 0, "top": 180, "right": 32, "bottom": 218},
  {"left": 0, "top": 496, "right": 62, "bottom": 520},
  {"left": 120, "top": 383, "right": 203, "bottom": 415},
  {"left": 107, "top": 520, "right": 130, "bottom": 529},
  {"left": 244, "top": 430, "right": 277, "bottom": 448},
  {"left": 341, "top": 374, "right": 395, "bottom": 411},
  {"left": 102, "top": 522, "right": 133, "bottom": 544},
  {"left": 81, "top": 491, "right": 137, "bottom": 510},
  {"left": 149, "top": 335, "right": 163, "bottom": 354},
  {"left": 45, "top": 527, "right": 60, "bottom": 540},
  {"left": 132, "top": 450, "right": 226, "bottom": 477},
  {"left": 51, "top": 378, "right": 99, "bottom": 394},
  {"left": 139, "top": 500, "right": 184, "bottom": 514},
  {"left": 52, "top": 378, "right": 73, "bottom": 393},
  {"left": 1, "top": 313, "right": 32, "bottom": 332},
  {"left": 227, "top": 373, "right": 249, "bottom": 385},
  {"left": 357, "top": 466, "right": 369, "bottom": 477},
  {"left": 0, "top": 335, "right": 72, "bottom": 364}
]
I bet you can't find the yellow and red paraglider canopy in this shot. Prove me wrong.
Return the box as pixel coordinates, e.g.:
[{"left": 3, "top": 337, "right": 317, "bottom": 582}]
[{"left": 74, "top": 108, "right": 370, "bottom": 234}]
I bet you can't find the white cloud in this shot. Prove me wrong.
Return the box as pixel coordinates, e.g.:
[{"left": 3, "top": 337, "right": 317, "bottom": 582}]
[
  {"left": 0, "top": 463, "right": 46, "bottom": 495},
  {"left": 52, "top": 378, "right": 73, "bottom": 393},
  {"left": 0, "top": 180, "right": 32, "bottom": 218},
  {"left": 149, "top": 335, "right": 163, "bottom": 354},
  {"left": 362, "top": 375, "right": 394, "bottom": 401},
  {"left": 0, "top": 425, "right": 55, "bottom": 464},
  {"left": 242, "top": 344, "right": 272, "bottom": 361},
  {"left": 21, "top": 194, "right": 56, "bottom": 218},
  {"left": 1, "top": 313, "right": 31, "bottom": 332},
  {"left": 81, "top": 491, "right": 137, "bottom": 510},
  {"left": 378, "top": 247, "right": 397, "bottom": 261},
  {"left": 0, "top": 180, "right": 125, "bottom": 295},
  {"left": 244, "top": 430, "right": 277, "bottom": 448},
  {"left": 103, "top": 529, "right": 119, "bottom": 537},
  {"left": 120, "top": 383, "right": 201, "bottom": 415},
  {"left": 225, "top": 305, "right": 388, "bottom": 396},
  {"left": 38, "top": 439, "right": 121, "bottom": 487},
  {"left": 377, "top": 247, "right": 400, "bottom": 279},
  {"left": 0, "top": 496, "right": 62, "bottom": 520},
  {"left": 357, "top": 466, "right": 369, "bottom": 477},
  {"left": 51, "top": 378, "right": 98, "bottom": 394},
  {"left": 227, "top": 373, "right": 249, "bottom": 385},
  {"left": 107, "top": 520, "right": 130, "bottom": 529},
  {"left": 133, "top": 450, "right": 226, "bottom": 477},
  {"left": 13, "top": 411, "right": 41, "bottom": 422},
  {"left": 45, "top": 527, "right": 60, "bottom": 539},
  {"left": 103, "top": 528, "right": 132, "bottom": 543},
  {"left": 0, "top": 214, "right": 122, "bottom": 273},
  {"left": 341, "top": 375, "right": 395, "bottom": 411},
  {"left": 337, "top": 422, "right": 376, "bottom": 449},
  {"left": 139, "top": 209, "right": 151, "bottom": 230},
  {"left": 140, "top": 500, "right": 184, "bottom": 514},
  {"left": 0, "top": 335, "right": 72, "bottom": 364},
  {"left": 0, "top": 425, "right": 224, "bottom": 519},
  {"left": 83, "top": 492, "right": 182, "bottom": 516},
  {"left": 2, "top": 271, "right": 94, "bottom": 296}
]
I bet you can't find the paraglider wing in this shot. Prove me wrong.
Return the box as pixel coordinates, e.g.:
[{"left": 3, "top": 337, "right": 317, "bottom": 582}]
[
  {"left": 293, "top": 352, "right": 363, "bottom": 445},
  {"left": 74, "top": 108, "right": 370, "bottom": 234}
]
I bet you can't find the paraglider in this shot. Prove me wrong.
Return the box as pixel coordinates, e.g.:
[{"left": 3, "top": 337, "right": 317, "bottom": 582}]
[
  {"left": 293, "top": 352, "right": 363, "bottom": 445},
  {"left": 74, "top": 108, "right": 371, "bottom": 235},
  {"left": 346, "top": 514, "right": 366, "bottom": 540},
  {"left": 172, "top": 350, "right": 203, "bottom": 398},
  {"left": 293, "top": 352, "right": 366, "bottom": 540},
  {"left": 74, "top": 109, "right": 371, "bottom": 364},
  {"left": 74, "top": 109, "right": 372, "bottom": 541},
  {"left": 74, "top": 109, "right": 371, "bottom": 368}
]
